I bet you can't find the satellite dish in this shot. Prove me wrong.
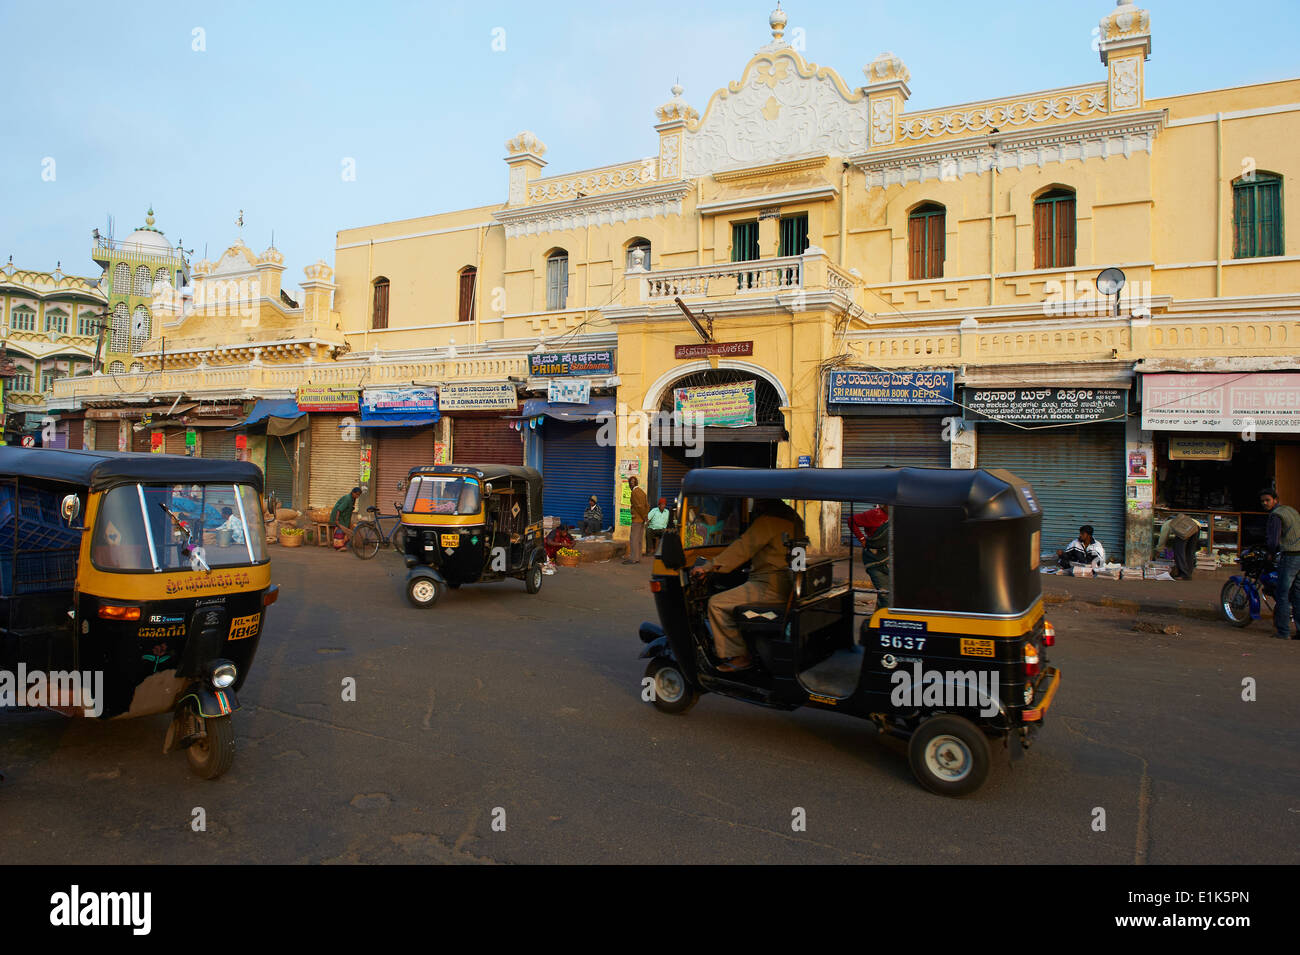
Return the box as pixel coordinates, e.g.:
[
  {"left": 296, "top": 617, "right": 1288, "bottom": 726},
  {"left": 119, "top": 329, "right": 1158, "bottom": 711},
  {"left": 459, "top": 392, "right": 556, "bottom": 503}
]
[{"left": 1096, "top": 267, "right": 1126, "bottom": 296}]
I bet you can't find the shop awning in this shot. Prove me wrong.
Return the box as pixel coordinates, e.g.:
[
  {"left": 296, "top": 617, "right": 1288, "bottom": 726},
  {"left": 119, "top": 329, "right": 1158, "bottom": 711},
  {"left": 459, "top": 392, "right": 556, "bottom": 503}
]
[
  {"left": 518, "top": 396, "right": 615, "bottom": 423},
  {"left": 231, "top": 399, "right": 308, "bottom": 435},
  {"left": 359, "top": 414, "right": 440, "bottom": 428}
]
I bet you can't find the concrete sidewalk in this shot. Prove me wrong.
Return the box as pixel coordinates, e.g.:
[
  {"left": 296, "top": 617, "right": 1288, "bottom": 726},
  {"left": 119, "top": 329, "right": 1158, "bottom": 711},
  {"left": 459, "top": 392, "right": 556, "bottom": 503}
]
[{"left": 1041, "top": 567, "right": 1234, "bottom": 620}]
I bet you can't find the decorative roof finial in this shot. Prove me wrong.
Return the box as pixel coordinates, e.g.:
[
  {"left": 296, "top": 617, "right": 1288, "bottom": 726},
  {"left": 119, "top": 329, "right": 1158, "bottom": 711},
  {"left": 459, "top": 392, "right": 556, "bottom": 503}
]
[
  {"left": 769, "top": 3, "right": 787, "bottom": 43},
  {"left": 145, "top": 206, "right": 155, "bottom": 228}
]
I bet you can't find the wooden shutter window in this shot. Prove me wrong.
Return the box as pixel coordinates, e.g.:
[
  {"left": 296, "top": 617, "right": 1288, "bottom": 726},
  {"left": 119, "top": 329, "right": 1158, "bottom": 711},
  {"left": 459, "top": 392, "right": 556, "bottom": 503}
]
[
  {"left": 779, "top": 215, "right": 808, "bottom": 257},
  {"left": 1054, "top": 197, "right": 1076, "bottom": 268},
  {"left": 907, "top": 216, "right": 925, "bottom": 279},
  {"left": 926, "top": 213, "right": 945, "bottom": 278},
  {"left": 1033, "top": 200, "right": 1053, "bottom": 269},
  {"left": 458, "top": 267, "right": 476, "bottom": 322},
  {"left": 546, "top": 255, "right": 568, "bottom": 310},
  {"left": 731, "top": 221, "right": 759, "bottom": 262},
  {"left": 908, "top": 206, "right": 945, "bottom": 279},
  {"left": 372, "top": 279, "right": 389, "bottom": 329}
]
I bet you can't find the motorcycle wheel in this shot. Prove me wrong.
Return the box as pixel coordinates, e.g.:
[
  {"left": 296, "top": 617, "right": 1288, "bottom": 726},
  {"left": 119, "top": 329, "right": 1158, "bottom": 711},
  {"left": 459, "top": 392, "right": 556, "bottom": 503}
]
[{"left": 1219, "top": 580, "right": 1253, "bottom": 628}]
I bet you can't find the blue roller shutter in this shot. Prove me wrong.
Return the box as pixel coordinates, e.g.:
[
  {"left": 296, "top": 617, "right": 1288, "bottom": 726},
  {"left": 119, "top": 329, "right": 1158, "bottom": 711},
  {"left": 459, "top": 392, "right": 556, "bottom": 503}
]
[
  {"left": 542, "top": 422, "right": 615, "bottom": 530},
  {"left": 977, "top": 423, "right": 1126, "bottom": 559}
]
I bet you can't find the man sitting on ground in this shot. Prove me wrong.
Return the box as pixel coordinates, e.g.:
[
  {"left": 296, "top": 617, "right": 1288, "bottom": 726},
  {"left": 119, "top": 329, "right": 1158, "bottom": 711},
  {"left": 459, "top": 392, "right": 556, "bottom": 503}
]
[{"left": 1056, "top": 524, "right": 1106, "bottom": 569}]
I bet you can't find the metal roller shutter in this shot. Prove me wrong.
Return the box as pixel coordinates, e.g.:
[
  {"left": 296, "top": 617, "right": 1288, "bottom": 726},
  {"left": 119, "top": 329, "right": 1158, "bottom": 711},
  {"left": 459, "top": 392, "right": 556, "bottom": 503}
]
[
  {"left": 978, "top": 423, "right": 1126, "bottom": 558},
  {"left": 374, "top": 427, "right": 435, "bottom": 509},
  {"left": 200, "top": 429, "right": 237, "bottom": 460},
  {"left": 265, "top": 433, "right": 297, "bottom": 509},
  {"left": 542, "top": 422, "right": 615, "bottom": 529},
  {"left": 131, "top": 426, "right": 150, "bottom": 453},
  {"left": 165, "top": 429, "right": 187, "bottom": 456},
  {"left": 453, "top": 417, "right": 522, "bottom": 466},
  {"left": 93, "top": 421, "right": 118, "bottom": 451},
  {"left": 308, "top": 415, "right": 361, "bottom": 512},
  {"left": 841, "top": 417, "right": 951, "bottom": 469},
  {"left": 841, "top": 416, "right": 950, "bottom": 541},
  {"left": 658, "top": 448, "right": 692, "bottom": 509},
  {"left": 67, "top": 419, "right": 84, "bottom": 451}
]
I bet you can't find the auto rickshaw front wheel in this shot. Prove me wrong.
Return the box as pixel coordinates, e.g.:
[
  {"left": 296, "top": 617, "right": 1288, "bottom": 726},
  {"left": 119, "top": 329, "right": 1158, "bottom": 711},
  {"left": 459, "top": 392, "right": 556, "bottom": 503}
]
[
  {"left": 185, "top": 714, "right": 236, "bottom": 780},
  {"left": 407, "top": 575, "right": 442, "bottom": 608},
  {"left": 525, "top": 560, "right": 544, "bottom": 594},
  {"left": 644, "top": 658, "right": 697, "bottom": 715},
  {"left": 907, "top": 715, "right": 991, "bottom": 797}
]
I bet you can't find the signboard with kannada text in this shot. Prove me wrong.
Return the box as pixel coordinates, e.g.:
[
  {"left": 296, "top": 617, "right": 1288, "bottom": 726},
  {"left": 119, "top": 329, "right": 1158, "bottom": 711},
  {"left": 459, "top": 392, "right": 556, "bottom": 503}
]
[
  {"left": 528, "top": 350, "right": 615, "bottom": 378},
  {"left": 673, "top": 381, "right": 757, "bottom": 428},
  {"left": 362, "top": 387, "right": 440, "bottom": 415},
  {"left": 828, "top": 370, "right": 955, "bottom": 405},
  {"left": 437, "top": 382, "right": 517, "bottom": 411},
  {"left": 296, "top": 387, "right": 360, "bottom": 413},
  {"left": 962, "top": 387, "right": 1126, "bottom": 424},
  {"left": 674, "top": 341, "right": 753, "bottom": 360}
]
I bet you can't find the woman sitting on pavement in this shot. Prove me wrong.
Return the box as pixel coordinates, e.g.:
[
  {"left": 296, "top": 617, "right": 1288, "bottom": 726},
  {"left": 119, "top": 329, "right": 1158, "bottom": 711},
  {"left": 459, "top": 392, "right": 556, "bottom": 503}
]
[{"left": 544, "top": 524, "right": 575, "bottom": 561}]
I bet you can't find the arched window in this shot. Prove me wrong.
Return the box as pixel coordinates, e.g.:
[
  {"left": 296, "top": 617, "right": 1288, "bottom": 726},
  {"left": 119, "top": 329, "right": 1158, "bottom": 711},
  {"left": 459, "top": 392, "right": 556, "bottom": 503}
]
[
  {"left": 133, "top": 265, "right": 152, "bottom": 295},
  {"left": 1034, "top": 187, "right": 1076, "bottom": 269},
  {"left": 1233, "top": 172, "right": 1284, "bottom": 258},
  {"left": 626, "top": 238, "right": 651, "bottom": 272},
  {"left": 545, "top": 250, "right": 568, "bottom": 310},
  {"left": 109, "top": 303, "right": 130, "bottom": 351},
  {"left": 113, "top": 262, "right": 130, "bottom": 294},
  {"left": 372, "top": 277, "right": 390, "bottom": 329},
  {"left": 44, "top": 308, "right": 69, "bottom": 334},
  {"left": 77, "top": 307, "right": 99, "bottom": 337},
  {"left": 908, "top": 203, "right": 946, "bottom": 280},
  {"left": 155, "top": 267, "right": 171, "bottom": 288},
  {"left": 130, "top": 306, "right": 150, "bottom": 350},
  {"left": 129, "top": 362, "right": 144, "bottom": 374},
  {"left": 457, "top": 266, "right": 477, "bottom": 322},
  {"left": 108, "top": 360, "right": 126, "bottom": 375}
]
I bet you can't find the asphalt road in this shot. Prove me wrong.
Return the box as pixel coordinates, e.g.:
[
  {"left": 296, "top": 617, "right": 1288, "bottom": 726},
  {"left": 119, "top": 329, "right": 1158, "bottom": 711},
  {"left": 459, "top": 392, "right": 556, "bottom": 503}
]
[{"left": 3, "top": 545, "right": 1298, "bottom": 865}]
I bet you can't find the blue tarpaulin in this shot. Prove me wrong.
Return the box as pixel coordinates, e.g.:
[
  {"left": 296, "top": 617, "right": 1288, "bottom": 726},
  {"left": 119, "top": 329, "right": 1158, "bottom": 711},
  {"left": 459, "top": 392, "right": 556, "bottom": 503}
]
[
  {"left": 230, "top": 399, "right": 304, "bottom": 430},
  {"left": 519, "top": 396, "right": 615, "bottom": 423},
  {"left": 359, "top": 413, "right": 440, "bottom": 428}
]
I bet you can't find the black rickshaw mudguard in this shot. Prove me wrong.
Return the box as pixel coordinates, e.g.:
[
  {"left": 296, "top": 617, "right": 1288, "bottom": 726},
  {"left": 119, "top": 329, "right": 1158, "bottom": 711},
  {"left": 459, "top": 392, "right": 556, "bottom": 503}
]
[
  {"left": 406, "top": 564, "right": 446, "bottom": 587},
  {"left": 173, "top": 683, "right": 239, "bottom": 719},
  {"left": 647, "top": 573, "right": 701, "bottom": 682}
]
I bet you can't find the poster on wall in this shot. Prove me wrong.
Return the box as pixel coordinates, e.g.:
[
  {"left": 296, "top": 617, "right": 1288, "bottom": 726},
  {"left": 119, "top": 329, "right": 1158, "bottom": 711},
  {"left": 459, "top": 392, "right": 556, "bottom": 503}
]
[
  {"left": 673, "top": 381, "right": 757, "bottom": 428},
  {"left": 1141, "top": 373, "right": 1300, "bottom": 432},
  {"left": 548, "top": 379, "right": 590, "bottom": 405}
]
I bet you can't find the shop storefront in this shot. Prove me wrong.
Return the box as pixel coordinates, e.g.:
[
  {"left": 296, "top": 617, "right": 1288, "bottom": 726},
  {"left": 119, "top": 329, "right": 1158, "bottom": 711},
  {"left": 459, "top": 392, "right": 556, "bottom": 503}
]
[
  {"left": 441, "top": 382, "right": 523, "bottom": 467},
  {"left": 829, "top": 370, "right": 956, "bottom": 471},
  {"left": 966, "top": 386, "right": 1129, "bottom": 555},
  {"left": 355, "top": 387, "right": 439, "bottom": 504},
  {"left": 235, "top": 399, "right": 307, "bottom": 510},
  {"left": 518, "top": 396, "right": 617, "bottom": 529},
  {"left": 1141, "top": 372, "right": 1300, "bottom": 557}
]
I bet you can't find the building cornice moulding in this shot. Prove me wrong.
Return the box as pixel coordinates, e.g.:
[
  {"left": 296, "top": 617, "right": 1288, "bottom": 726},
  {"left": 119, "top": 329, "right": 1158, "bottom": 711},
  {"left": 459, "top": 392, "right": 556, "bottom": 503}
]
[
  {"left": 602, "top": 289, "right": 852, "bottom": 325},
  {"left": 696, "top": 184, "right": 839, "bottom": 215},
  {"left": 851, "top": 110, "right": 1167, "bottom": 188},
  {"left": 493, "top": 181, "right": 692, "bottom": 239}
]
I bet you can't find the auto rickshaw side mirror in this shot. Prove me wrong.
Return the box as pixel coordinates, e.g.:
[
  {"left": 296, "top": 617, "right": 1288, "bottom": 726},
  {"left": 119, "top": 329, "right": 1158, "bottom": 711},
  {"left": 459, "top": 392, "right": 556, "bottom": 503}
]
[
  {"left": 660, "top": 532, "right": 686, "bottom": 570},
  {"left": 61, "top": 493, "right": 81, "bottom": 524}
]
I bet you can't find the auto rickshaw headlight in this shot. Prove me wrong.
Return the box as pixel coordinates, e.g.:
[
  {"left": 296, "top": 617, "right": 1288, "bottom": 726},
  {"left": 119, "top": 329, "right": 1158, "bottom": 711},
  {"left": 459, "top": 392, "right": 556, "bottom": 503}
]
[{"left": 210, "top": 661, "right": 238, "bottom": 689}]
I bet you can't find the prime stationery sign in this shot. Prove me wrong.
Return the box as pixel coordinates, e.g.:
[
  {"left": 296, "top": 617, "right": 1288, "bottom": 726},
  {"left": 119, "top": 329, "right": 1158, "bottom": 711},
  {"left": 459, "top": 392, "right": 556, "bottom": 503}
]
[
  {"left": 528, "top": 350, "right": 615, "bottom": 377},
  {"left": 828, "top": 370, "right": 955, "bottom": 405},
  {"left": 963, "top": 387, "right": 1127, "bottom": 424}
]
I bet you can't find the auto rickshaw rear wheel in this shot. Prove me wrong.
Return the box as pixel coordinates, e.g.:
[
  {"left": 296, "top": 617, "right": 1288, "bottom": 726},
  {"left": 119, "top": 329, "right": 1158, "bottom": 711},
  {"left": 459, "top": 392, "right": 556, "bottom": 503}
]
[
  {"left": 645, "top": 657, "right": 697, "bottom": 715},
  {"left": 525, "top": 560, "right": 544, "bottom": 594},
  {"left": 185, "top": 714, "right": 236, "bottom": 780},
  {"left": 907, "top": 715, "right": 991, "bottom": 797},
  {"left": 407, "top": 575, "right": 442, "bottom": 608}
]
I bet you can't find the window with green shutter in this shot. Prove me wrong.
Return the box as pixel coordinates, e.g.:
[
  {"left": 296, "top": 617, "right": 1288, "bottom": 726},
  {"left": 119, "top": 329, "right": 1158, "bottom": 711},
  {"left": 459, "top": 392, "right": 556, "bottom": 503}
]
[
  {"left": 778, "top": 214, "right": 808, "bottom": 257},
  {"left": 546, "top": 251, "right": 569, "bottom": 310},
  {"left": 731, "top": 221, "right": 760, "bottom": 262},
  {"left": 1233, "top": 173, "right": 1284, "bottom": 258}
]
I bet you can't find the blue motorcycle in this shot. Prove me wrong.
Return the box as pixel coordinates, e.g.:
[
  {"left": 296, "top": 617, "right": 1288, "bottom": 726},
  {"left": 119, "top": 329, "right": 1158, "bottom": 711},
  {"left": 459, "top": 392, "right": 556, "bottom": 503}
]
[{"left": 1220, "top": 548, "right": 1277, "bottom": 627}]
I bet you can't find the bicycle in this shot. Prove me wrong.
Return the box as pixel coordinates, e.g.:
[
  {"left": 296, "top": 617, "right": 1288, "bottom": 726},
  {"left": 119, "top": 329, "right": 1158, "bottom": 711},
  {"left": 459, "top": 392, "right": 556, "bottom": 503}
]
[{"left": 350, "top": 502, "right": 407, "bottom": 560}]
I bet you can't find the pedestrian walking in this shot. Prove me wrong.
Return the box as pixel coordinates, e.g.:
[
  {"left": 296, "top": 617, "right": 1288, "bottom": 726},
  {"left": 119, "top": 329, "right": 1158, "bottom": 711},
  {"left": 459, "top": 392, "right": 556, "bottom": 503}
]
[
  {"left": 1260, "top": 488, "right": 1300, "bottom": 639},
  {"left": 1156, "top": 512, "right": 1202, "bottom": 579},
  {"left": 623, "top": 476, "right": 648, "bottom": 564}
]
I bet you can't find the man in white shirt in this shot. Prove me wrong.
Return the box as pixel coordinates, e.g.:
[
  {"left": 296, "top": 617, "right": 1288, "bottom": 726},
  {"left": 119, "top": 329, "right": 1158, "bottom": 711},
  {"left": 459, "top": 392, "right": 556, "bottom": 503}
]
[{"left": 1056, "top": 524, "right": 1105, "bottom": 569}]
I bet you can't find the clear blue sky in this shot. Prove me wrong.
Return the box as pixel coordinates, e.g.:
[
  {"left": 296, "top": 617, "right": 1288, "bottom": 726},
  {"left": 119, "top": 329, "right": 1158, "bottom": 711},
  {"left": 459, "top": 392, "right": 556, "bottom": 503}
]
[{"left": 2, "top": 0, "right": 1296, "bottom": 287}]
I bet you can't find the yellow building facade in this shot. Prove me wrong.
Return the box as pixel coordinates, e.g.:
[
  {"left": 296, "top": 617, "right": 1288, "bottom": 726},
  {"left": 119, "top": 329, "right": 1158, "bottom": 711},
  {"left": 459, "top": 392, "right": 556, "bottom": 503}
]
[{"left": 56, "top": 1, "right": 1300, "bottom": 562}]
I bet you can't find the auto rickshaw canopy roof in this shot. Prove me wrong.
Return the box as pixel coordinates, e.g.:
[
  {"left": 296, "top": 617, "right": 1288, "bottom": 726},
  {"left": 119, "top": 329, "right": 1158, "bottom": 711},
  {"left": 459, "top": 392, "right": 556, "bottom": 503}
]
[
  {"left": 0, "top": 447, "right": 264, "bottom": 493},
  {"left": 405, "top": 464, "right": 543, "bottom": 519},
  {"left": 681, "top": 466, "right": 1033, "bottom": 521}
]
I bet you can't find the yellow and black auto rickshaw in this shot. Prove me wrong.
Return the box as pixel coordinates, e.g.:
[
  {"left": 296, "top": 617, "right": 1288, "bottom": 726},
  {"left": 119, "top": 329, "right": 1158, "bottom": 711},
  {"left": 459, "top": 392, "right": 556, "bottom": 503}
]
[
  {"left": 0, "top": 447, "right": 277, "bottom": 779},
  {"left": 639, "top": 466, "right": 1060, "bottom": 796},
  {"left": 397, "top": 464, "right": 546, "bottom": 607}
]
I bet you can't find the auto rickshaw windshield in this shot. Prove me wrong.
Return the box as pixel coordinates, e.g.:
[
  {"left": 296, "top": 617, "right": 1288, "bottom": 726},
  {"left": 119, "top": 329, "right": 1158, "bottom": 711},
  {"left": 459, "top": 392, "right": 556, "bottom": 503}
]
[
  {"left": 92, "top": 482, "right": 267, "bottom": 571},
  {"left": 404, "top": 475, "right": 481, "bottom": 516}
]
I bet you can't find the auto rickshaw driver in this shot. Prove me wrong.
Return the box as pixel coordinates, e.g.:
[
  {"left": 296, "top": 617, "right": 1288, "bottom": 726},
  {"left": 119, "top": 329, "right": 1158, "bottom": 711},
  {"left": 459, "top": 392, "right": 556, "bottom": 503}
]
[{"left": 689, "top": 498, "right": 803, "bottom": 672}]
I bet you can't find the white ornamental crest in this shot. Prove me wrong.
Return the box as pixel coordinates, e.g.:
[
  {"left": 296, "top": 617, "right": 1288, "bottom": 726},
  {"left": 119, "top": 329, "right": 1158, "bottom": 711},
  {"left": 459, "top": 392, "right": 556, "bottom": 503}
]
[{"left": 683, "top": 53, "right": 869, "bottom": 177}]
